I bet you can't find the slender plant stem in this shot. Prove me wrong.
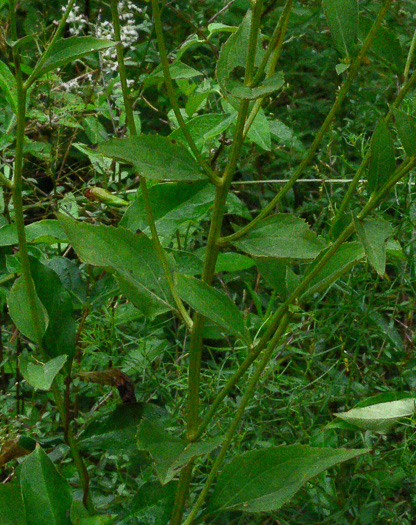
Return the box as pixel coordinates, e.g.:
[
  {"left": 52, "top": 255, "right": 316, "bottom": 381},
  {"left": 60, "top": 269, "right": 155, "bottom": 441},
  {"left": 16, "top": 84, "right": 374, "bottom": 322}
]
[
  {"left": 404, "top": 27, "right": 416, "bottom": 83},
  {"left": 243, "top": 0, "right": 293, "bottom": 138},
  {"left": 151, "top": 0, "right": 221, "bottom": 186},
  {"left": 184, "top": 314, "right": 291, "bottom": 524},
  {"left": 195, "top": 154, "right": 416, "bottom": 443},
  {"left": 24, "top": 0, "right": 77, "bottom": 90},
  {"left": 183, "top": 156, "right": 416, "bottom": 524},
  {"left": 329, "top": 67, "right": 416, "bottom": 235},
  {"left": 110, "top": 0, "right": 192, "bottom": 331},
  {"left": 218, "top": 0, "right": 392, "bottom": 247},
  {"left": 170, "top": 3, "right": 265, "bottom": 522},
  {"left": 9, "top": 0, "right": 93, "bottom": 512}
]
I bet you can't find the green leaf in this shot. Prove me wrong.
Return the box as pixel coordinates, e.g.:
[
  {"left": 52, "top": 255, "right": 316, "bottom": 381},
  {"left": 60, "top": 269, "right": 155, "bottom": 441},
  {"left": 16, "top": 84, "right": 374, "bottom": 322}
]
[
  {"left": 0, "top": 484, "right": 26, "bottom": 525},
  {"left": 59, "top": 216, "right": 175, "bottom": 317},
  {"left": 354, "top": 217, "right": 393, "bottom": 276},
  {"left": 21, "top": 445, "right": 72, "bottom": 525},
  {"left": 123, "top": 481, "right": 177, "bottom": 525},
  {"left": 226, "top": 71, "right": 284, "bottom": 100},
  {"left": 269, "top": 120, "right": 305, "bottom": 152},
  {"left": 144, "top": 61, "right": 203, "bottom": 87},
  {"left": 207, "top": 445, "right": 368, "bottom": 513},
  {"left": 216, "top": 11, "right": 264, "bottom": 98},
  {"left": 336, "top": 399, "right": 416, "bottom": 432},
  {"left": 301, "top": 242, "right": 365, "bottom": 298},
  {"left": 359, "top": 16, "right": 403, "bottom": 74},
  {"left": 246, "top": 106, "right": 271, "bottom": 151},
  {"left": 169, "top": 113, "right": 236, "bottom": 150},
  {"left": 215, "top": 252, "right": 255, "bottom": 273},
  {"left": 19, "top": 354, "right": 67, "bottom": 391},
  {"left": 79, "top": 403, "right": 157, "bottom": 451},
  {"left": 95, "top": 135, "right": 205, "bottom": 182},
  {"left": 30, "top": 258, "right": 76, "bottom": 359},
  {"left": 255, "top": 258, "right": 298, "bottom": 299},
  {"left": 120, "top": 181, "right": 211, "bottom": 238},
  {"left": 0, "top": 60, "right": 17, "bottom": 113},
  {"left": 33, "top": 37, "right": 116, "bottom": 80},
  {"left": 234, "top": 214, "right": 326, "bottom": 260},
  {"left": 70, "top": 501, "right": 116, "bottom": 525},
  {"left": 137, "top": 418, "right": 223, "bottom": 485},
  {"left": 176, "top": 274, "right": 250, "bottom": 344},
  {"left": 392, "top": 108, "right": 416, "bottom": 157},
  {"left": 323, "top": 0, "right": 358, "bottom": 58},
  {"left": 8, "top": 276, "right": 49, "bottom": 342},
  {"left": 368, "top": 120, "right": 396, "bottom": 193},
  {"left": 0, "top": 220, "right": 67, "bottom": 246}
]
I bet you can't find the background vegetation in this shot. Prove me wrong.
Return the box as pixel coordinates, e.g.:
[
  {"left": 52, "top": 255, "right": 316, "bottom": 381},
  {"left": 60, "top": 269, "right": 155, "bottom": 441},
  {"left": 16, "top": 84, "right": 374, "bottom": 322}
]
[{"left": 1, "top": 0, "right": 416, "bottom": 523}]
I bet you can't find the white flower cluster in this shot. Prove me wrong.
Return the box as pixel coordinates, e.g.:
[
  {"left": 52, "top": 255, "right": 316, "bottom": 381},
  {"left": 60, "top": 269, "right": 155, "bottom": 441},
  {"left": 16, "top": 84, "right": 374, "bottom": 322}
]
[
  {"left": 62, "top": 4, "right": 87, "bottom": 36},
  {"left": 58, "top": 1, "right": 143, "bottom": 95}
]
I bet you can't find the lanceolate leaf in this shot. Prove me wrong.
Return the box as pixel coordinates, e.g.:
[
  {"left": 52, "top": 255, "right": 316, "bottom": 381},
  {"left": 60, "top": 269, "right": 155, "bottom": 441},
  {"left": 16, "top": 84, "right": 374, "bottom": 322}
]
[
  {"left": 359, "top": 16, "right": 403, "bottom": 74},
  {"left": 95, "top": 135, "right": 205, "bottom": 182},
  {"left": 30, "top": 258, "right": 76, "bottom": 359},
  {"left": 124, "top": 481, "right": 177, "bottom": 525},
  {"left": 301, "top": 242, "right": 365, "bottom": 298},
  {"left": 79, "top": 403, "right": 147, "bottom": 451},
  {"left": 227, "top": 71, "right": 284, "bottom": 100},
  {"left": 323, "top": 0, "right": 358, "bottom": 58},
  {"left": 0, "top": 220, "right": 67, "bottom": 246},
  {"left": 368, "top": 120, "right": 396, "bottom": 193},
  {"left": 0, "top": 484, "right": 26, "bottom": 525},
  {"left": 33, "top": 37, "right": 116, "bottom": 81},
  {"left": 8, "top": 276, "right": 49, "bottom": 342},
  {"left": 18, "top": 354, "right": 67, "bottom": 391},
  {"left": 59, "top": 216, "right": 175, "bottom": 317},
  {"left": 0, "top": 60, "right": 17, "bottom": 113},
  {"left": 169, "top": 113, "right": 236, "bottom": 150},
  {"left": 137, "top": 418, "right": 223, "bottom": 485},
  {"left": 216, "top": 11, "right": 264, "bottom": 98},
  {"left": 354, "top": 217, "right": 393, "bottom": 276},
  {"left": 336, "top": 398, "right": 416, "bottom": 432},
  {"left": 21, "top": 445, "right": 72, "bottom": 525},
  {"left": 234, "top": 214, "right": 326, "bottom": 260},
  {"left": 207, "top": 445, "right": 368, "bottom": 513},
  {"left": 176, "top": 274, "right": 250, "bottom": 344},
  {"left": 392, "top": 108, "right": 416, "bottom": 157}
]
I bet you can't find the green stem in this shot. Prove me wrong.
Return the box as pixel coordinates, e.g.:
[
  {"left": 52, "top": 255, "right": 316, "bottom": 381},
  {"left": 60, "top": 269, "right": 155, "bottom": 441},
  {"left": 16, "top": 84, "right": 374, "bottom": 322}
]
[
  {"left": 10, "top": 1, "right": 93, "bottom": 512},
  {"left": 195, "top": 155, "right": 416, "bottom": 442},
  {"left": 151, "top": 0, "right": 221, "bottom": 186},
  {"left": 111, "top": 0, "right": 192, "bottom": 331},
  {"left": 184, "top": 314, "right": 291, "bottom": 525},
  {"left": 24, "top": 0, "right": 77, "bottom": 90},
  {"left": 218, "top": 0, "right": 392, "bottom": 247},
  {"left": 329, "top": 67, "right": 416, "bottom": 236},
  {"left": 243, "top": 0, "right": 293, "bottom": 138},
  {"left": 404, "top": 27, "right": 416, "bottom": 83},
  {"left": 170, "top": 4, "right": 265, "bottom": 522}
]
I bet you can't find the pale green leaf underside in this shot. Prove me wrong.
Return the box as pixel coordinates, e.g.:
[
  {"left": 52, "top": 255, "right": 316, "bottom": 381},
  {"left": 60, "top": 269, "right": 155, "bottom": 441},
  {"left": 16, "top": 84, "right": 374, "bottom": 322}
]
[{"left": 337, "top": 399, "right": 416, "bottom": 432}]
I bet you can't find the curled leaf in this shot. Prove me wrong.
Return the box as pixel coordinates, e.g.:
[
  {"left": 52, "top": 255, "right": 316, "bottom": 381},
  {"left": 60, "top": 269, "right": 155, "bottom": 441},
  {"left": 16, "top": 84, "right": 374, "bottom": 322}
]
[{"left": 77, "top": 368, "right": 136, "bottom": 403}]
